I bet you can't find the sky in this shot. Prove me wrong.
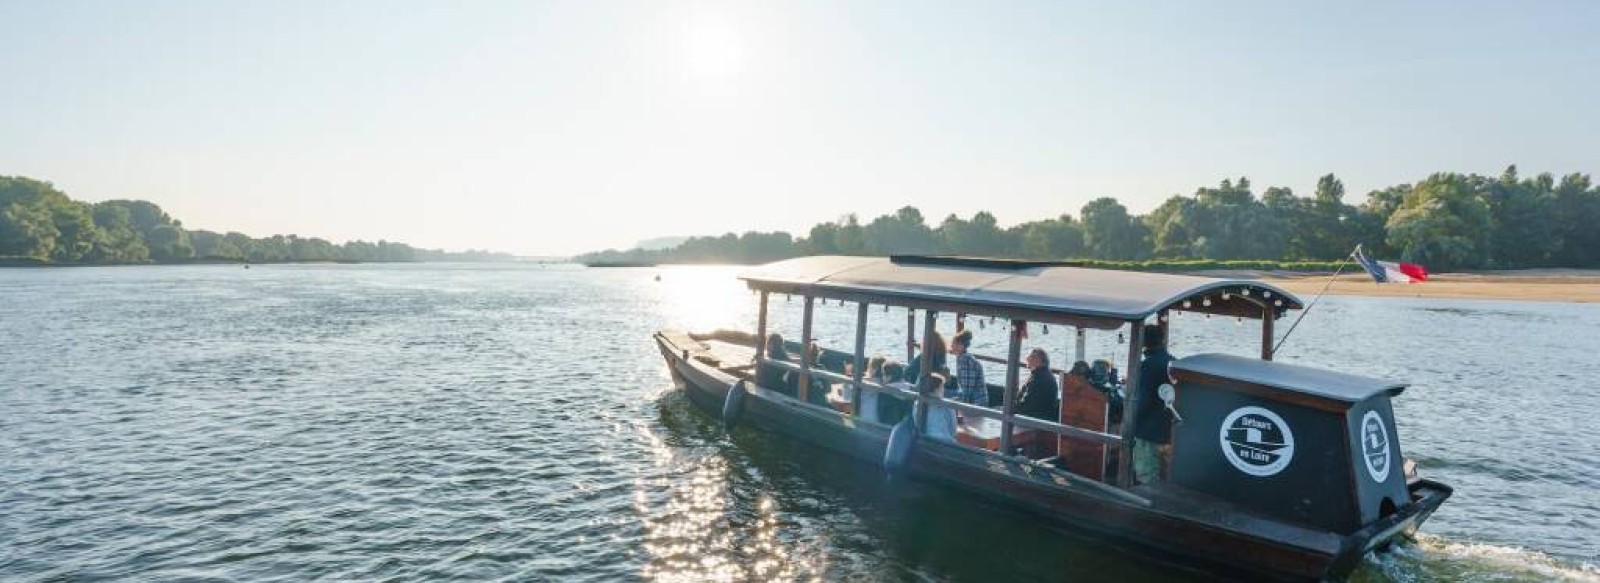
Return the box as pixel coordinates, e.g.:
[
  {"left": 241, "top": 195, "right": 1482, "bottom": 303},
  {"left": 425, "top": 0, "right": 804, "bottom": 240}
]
[{"left": 2, "top": 1, "right": 1597, "bottom": 256}]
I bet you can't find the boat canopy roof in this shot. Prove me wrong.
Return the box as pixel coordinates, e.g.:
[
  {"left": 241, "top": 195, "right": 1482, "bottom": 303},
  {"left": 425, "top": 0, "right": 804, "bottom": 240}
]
[
  {"left": 740, "top": 255, "right": 1303, "bottom": 329},
  {"left": 1173, "top": 353, "right": 1407, "bottom": 404}
]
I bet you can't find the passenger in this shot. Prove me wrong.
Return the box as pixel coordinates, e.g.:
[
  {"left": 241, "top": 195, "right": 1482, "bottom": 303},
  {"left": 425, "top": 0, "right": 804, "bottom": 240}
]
[
  {"left": 758, "top": 333, "right": 794, "bottom": 397},
  {"left": 904, "top": 331, "right": 948, "bottom": 384},
  {"left": 949, "top": 330, "right": 988, "bottom": 407},
  {"left": 789, "top": 342, "right": 832, "bottom": 407},
  {"left": 878, "top": 361, "right": 914, "bottom": 424},
  {"left": 919, "top": 373, "right": 958, "bottom": 443},
  {"left": 1132, "top": 326, "right": 1177, "bottom": 485},
  {"left": 857, "top": 355, "right": 887, "bottom": 423},
  {"left": 1016, "top": 348, "right": 1060, "bottom": 422}
]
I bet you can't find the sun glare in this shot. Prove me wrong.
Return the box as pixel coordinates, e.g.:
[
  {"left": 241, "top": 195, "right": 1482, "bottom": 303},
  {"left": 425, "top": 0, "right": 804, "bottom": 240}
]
[
  {"left": 683, "top": 14, "right": 746, "bottom": 80},
  {"left": 657, "top": 266, "right": 749, "bottom": 333}
]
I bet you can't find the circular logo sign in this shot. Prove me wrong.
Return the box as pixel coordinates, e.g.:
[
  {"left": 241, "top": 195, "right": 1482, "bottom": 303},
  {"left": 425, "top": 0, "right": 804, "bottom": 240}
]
[
  {"left": 1219, "top": 406, "right": 1295, "bottom": 477},
  {"left": 1361, "top": 411, "right": 1392, "bottom": 483}
]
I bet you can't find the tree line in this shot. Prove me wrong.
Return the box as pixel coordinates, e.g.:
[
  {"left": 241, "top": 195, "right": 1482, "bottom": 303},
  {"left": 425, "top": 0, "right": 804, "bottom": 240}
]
[
  {"left": 576, "top": 167, "right": 1600, "bottom": 271},
  {"left": 0, "top": 176, "right": 512, "bottom": 265}
]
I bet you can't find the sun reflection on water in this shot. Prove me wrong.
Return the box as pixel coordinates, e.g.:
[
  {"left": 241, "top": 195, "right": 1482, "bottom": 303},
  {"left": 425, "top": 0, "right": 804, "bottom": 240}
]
[{"left": 633, "top": 420, "right": 820, "bottom": 582}]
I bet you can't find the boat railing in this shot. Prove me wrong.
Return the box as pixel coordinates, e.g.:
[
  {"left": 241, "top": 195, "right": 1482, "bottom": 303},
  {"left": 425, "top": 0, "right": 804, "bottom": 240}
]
[{"left": 757, "top": 357, "right": 1123, "bottom": 448}]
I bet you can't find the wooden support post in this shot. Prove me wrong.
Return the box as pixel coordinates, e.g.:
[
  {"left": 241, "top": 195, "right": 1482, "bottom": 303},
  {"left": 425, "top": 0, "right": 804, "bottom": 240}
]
[
  {"left": 906, "top": 310, "right": 916, "bottom": 363},
  {"left": 916, "top": 310, "right": 937, "bottom": 430},
  {"left": 1261, "top": 305, "right": 1275, "bottom": 361},
  {"left": 755, "top": 291, "right": 769, "bottom": 361},
  {"left": 1000, "top": 319, "right": 1023, "bottom": 454},
  {"left": 1074, "top": 327, "right": 1086, "bottom": 364},
  {"left": 1117, "top": 320, "right": 1146, "bottom": 487},
  {"left": 799, "top": 296, "right": 814, "bottom": 403},
  {"left": 852, "top": 302, "right": 868, "bottom": 415},
  {"left": 1157, "top": 309, "right": 1170, "bottom": 348}
]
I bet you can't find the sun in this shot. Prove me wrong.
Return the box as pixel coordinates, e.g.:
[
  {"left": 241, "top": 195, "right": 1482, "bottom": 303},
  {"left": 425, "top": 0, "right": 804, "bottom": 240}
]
[{"left": 683, "top": 14, "right": 746, "bottom": 80}]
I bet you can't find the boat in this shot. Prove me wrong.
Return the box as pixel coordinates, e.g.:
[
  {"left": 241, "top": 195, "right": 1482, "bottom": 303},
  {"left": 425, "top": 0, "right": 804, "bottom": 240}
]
[{"left": 654, "top": 255, "right": 1451, "bottom": 581}]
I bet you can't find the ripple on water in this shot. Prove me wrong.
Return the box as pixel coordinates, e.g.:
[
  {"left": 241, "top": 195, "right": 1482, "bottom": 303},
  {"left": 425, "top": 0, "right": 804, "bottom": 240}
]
[{"left": 1, "top": 265, "right": 1596, "bottom": 581}]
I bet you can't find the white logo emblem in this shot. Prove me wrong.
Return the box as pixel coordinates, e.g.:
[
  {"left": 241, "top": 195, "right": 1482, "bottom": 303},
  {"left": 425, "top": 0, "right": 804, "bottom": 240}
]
[
  {"left": 1220, "top": 406, "right": 1295, "bottom": 477},
  {"left": 1361, "top": 411, "right": 1391, "bottom": 483}
]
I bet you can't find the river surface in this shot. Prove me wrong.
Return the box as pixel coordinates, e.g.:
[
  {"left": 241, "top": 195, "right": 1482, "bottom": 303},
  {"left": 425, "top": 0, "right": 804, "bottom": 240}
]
[{"left": 1, "top": 263, "right": 1596, "bottom": 582}]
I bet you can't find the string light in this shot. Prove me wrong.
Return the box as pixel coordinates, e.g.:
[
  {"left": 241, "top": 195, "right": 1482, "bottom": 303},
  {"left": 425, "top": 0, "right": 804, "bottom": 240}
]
[
  {"left": 1264, "top": 291, "right": 1273, "bottom": 298},
  {"left": 1182, "top": 300, "right": 1193, "bottom": 309},
  {"left": 1235, "top": 317, "right": 1243, "bottom": 327},
  {"left": 1043, "top": 324, "right": 1050, "bottom": 335},
  {"left": 1203, "top": 298, "right": 1213, "bottom": 308},
  {"left": 1274, "top": 299, "right": 1283, "bottom": 307},
  {"left": 1222, "top": 292, "right": 1231, "bottom": 300},
  {"left": 1241, "top": 288, "right": 1250, "bottom": 297}
]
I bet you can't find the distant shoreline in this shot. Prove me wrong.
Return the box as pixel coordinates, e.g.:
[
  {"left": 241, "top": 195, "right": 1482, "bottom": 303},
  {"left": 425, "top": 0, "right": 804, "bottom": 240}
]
[
  {"left": 1247, "top": 270, "right": 1600, "bottom": 304},
  {"left": 0, "top": 258, "right": 534, "bottom": 268}
]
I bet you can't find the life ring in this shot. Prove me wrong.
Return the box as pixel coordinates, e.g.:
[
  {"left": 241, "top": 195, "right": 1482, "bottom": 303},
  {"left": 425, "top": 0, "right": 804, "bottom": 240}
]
[
  {"left": 722, "top": 380, "right": 748, "bottom": 430},
  {"left": 883, "top": 416, "right": 917, "bottom": 472}
]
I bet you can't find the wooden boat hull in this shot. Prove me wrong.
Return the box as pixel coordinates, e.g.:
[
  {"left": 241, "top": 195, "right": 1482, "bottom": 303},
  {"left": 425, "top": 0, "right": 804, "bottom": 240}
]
[{"left": 655, "top": 331, "right": 1451, "bottom": 582}]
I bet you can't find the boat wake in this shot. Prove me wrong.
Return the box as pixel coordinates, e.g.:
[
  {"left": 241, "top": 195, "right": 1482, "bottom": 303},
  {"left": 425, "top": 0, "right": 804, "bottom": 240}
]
[{"left": 1359, "top": 533, "right": 1599, "bottom": 582}]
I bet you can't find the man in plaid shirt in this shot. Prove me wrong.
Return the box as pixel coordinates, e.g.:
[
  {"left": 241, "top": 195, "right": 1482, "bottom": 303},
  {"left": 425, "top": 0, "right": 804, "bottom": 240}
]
[{"left": 950, "top": 330, "right": 988, "bottom": 407}]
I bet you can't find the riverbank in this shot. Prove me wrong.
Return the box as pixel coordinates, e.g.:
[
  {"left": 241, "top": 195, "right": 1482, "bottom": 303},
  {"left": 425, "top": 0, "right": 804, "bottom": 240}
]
[{"left": 1244, "top": 269, "right": 1600, "bottom": 303}]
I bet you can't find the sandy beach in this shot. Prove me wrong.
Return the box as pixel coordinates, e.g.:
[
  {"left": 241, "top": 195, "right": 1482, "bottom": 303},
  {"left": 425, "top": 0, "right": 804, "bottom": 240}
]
[{"left": 1245, "top": 269, "right": 1600, "bottom": 303}]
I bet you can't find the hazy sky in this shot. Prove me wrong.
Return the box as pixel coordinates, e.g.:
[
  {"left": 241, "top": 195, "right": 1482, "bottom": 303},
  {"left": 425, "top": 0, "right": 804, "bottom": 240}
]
[{"left": 3, "top": 1, "right": 1596, "bottom": 255}]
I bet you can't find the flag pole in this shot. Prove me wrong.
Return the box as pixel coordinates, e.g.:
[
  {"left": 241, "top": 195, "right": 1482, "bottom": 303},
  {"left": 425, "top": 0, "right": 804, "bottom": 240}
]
[{"left": 1270, "top": 246, "right": 1357, "bottom": 358}]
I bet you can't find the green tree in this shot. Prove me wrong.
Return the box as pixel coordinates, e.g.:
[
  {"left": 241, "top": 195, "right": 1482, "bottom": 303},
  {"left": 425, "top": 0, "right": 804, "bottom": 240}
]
[
  {"left": 1081, "top": 197, "right": 1150, "bottom": 260},
  {"left": 863, "top": 206, "right": 939, "bottom": 254},
  {"left": 937, "top": 211, "right": 1010, "bottom": 256},
  {"left": 1384, "top": 173, "right": 1493, "bottom": 270},
  {"left": 1550, "top": 173, "right": 1599, "bottom": 267},
  {"left": 1014, "top": 214, "right": 1085, "bottom": 259},
  {"left": 89, "top": 203, "right": 151, "bottom": 263},
  {"left": 146, "top": 224, "right": 194, "bottom": 262},
  {"left": 1485, "top": 165, "right": 1557, "bottom": 267}
]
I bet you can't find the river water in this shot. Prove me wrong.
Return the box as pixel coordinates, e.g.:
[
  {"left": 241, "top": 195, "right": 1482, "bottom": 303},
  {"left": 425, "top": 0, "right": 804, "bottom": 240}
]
[{"left": 1, "top": 263, "right": 1595, "bottom": 582}]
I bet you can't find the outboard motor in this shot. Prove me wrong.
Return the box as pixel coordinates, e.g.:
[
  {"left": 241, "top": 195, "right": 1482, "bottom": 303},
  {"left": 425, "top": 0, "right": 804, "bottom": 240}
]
[{"left": 1167, "top": 354, "right": 1412, "bottom": 534}]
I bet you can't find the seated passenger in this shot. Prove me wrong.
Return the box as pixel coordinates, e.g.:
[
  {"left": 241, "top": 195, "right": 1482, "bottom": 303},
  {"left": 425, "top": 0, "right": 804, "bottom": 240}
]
[
  {"left": 949, "top": 330, "right": 988, "bottom": 407},
  {"left": 787, "top": 342, "right": 832, "bottom": 407},
  {"left": 919, "top": 373, "right": 958, "bottom": 443},
  {"left": 757, "top": 333, "right": 794, "bottom": 397},
  {"left": 904, "top": 331, "right": 947, "bottom": 384},
  {"left": 857, "top": 355, "right": 887, "bottom": 423},
  {"left": 877, "top": 361, "right": 913, "bottom": 424},
  {"left": 1016, "top": 348, "right": 1060, "bottom": 422}
]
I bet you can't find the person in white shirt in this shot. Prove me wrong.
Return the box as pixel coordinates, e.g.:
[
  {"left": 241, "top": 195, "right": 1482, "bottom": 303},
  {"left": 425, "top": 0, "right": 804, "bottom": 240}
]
[
  {"left": 856, "top": 355, "right": 887, "bottom": 423},
  {"left": 919, "top": 373, "right": 958, "bottom": 443}
]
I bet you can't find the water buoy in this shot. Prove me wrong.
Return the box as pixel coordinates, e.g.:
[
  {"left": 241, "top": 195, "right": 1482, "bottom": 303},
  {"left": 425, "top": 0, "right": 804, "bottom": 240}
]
[
  {"left": 883, "top": 416, "right": 917, "bottom": 472},
  {"left": 722, "top": 381, "right": 748, "bottom": 430}
]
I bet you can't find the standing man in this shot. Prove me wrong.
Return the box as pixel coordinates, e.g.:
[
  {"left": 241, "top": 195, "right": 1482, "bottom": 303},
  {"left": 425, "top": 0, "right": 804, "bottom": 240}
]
[
  {"left": 950, "top": 330, "right": 988, "bottom": 407},
  {"left": 1131, "top": 325, "right": 1177, "bottom": 484}
]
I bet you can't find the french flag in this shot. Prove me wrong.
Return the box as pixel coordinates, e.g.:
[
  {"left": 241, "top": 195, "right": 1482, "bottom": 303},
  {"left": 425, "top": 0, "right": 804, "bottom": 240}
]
[{"left": 1353, "top": 245, "right": 1428, "bottom": 284}]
